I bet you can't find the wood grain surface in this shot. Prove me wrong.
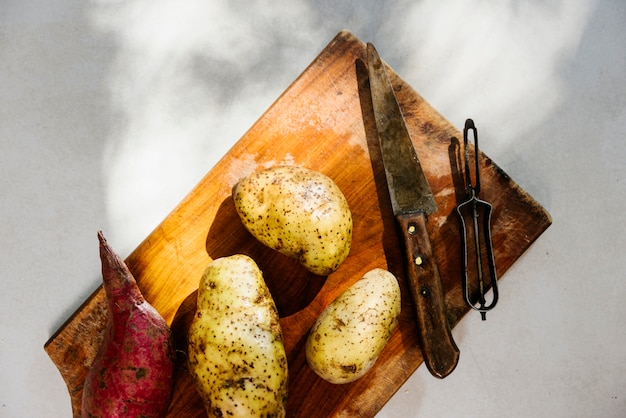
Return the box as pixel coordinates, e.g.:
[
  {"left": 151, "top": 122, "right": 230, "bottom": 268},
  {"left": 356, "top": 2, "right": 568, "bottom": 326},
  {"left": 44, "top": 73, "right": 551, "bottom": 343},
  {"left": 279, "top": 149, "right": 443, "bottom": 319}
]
[{"left": 44, "top": 30, "right": 552, "bottom": 417}]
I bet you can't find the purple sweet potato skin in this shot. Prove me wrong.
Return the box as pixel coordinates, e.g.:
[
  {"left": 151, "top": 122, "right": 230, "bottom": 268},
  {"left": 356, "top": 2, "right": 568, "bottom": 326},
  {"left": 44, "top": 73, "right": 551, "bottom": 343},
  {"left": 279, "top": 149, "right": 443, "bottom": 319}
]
[{"left": 81, "top": 231, "right": 175, "bottom": 418}]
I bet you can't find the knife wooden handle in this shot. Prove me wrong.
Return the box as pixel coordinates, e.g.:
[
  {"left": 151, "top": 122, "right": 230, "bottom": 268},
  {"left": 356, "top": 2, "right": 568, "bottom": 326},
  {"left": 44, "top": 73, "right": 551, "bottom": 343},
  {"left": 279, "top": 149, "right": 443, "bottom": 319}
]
[{"left": 396, "top": 212, "right": 460, "bottom": 378}]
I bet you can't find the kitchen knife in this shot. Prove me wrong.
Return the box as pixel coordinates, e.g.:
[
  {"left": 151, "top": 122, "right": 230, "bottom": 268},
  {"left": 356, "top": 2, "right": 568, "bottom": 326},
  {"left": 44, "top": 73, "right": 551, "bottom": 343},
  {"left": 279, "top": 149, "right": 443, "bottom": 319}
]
[{"left": 367, "top": 43, "right": 459, "bottom": 378}]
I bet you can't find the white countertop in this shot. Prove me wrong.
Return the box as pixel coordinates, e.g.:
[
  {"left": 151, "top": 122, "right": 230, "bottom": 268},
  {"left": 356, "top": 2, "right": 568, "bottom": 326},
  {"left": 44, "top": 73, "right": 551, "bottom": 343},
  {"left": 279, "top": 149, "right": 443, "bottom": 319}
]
[{"left": 2, "top": 0, "right": 625, "bottom": 416}]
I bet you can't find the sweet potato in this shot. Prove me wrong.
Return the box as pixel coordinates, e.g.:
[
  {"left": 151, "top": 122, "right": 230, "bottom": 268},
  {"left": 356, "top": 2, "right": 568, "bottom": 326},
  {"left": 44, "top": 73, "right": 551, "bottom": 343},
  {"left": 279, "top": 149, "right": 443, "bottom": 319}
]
[{"left": 81, "top": 231, "right": 175, "bottom": 417}]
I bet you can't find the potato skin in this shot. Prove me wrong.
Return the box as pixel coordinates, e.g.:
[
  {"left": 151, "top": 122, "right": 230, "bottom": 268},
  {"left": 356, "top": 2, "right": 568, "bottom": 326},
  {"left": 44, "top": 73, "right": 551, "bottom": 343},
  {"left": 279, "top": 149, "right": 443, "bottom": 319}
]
[
  {"left": 306, "top": 268, "right": 401, "bottom": 384},
  {"left": 81, "top": 232, "right": 175, "bottom": 418},
  {"left": 233, "top": 165, "right": 352, "bottom": 275},
  {"left": 188, "top": 255, "right": 288, "bottom": 418}
]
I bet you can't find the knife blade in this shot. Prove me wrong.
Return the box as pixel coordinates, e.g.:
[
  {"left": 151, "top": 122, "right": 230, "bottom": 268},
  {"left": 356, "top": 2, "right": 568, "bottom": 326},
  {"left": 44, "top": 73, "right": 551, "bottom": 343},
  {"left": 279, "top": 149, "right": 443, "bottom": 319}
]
[{"left": 367, "top": 43, "right": 459, "bottom": 378}]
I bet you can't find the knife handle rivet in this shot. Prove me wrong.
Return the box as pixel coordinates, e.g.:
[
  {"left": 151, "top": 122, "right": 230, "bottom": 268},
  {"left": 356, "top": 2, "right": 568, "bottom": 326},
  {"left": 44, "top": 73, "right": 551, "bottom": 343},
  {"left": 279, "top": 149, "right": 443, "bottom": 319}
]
[
  {"left": 414, "top": 255, "right": 423, "bottom": 266},
  {"left": 407, "top": 224, "right": 417, "bottom": 234},
  {"left": 420, "top": 286, "right": 431, "bottom": 297}
]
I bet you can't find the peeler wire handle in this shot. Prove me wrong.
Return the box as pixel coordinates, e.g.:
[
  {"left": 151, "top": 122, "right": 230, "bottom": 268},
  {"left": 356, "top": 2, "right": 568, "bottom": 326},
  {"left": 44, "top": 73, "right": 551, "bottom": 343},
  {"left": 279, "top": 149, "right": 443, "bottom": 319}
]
[{"left": 463, "top": 119, "right": 481, "bottom": 197}]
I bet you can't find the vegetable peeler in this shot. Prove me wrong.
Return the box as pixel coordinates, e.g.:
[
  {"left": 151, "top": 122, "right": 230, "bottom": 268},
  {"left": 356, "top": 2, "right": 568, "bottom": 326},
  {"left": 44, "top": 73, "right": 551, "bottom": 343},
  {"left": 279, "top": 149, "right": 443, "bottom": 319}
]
[{"left": 456, "top": 119, "right": 498, "bottom": 320}]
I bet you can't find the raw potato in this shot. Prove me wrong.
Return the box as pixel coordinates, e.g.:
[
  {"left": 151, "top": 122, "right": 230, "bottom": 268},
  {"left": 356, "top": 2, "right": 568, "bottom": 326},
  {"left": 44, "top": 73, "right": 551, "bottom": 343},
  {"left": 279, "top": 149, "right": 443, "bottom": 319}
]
[
  {"left": 188, "top": 255, "right": 288, "bottom": 418},
  {"left": 233, "top": 165, "right": 352, "bottom": 275},
  {"left": 81, "top": 231, "right": 175, "bottom": 418},
  {"left": 306, "top": 268, "right": 401, "bottom": 384}
]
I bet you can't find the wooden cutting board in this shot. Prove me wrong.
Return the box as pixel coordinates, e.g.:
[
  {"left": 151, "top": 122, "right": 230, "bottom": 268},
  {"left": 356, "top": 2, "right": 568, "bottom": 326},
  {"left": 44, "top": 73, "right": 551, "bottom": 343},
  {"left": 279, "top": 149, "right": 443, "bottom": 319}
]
[{"left": 45, "top": 30, "right": 551, "bottom": 417}]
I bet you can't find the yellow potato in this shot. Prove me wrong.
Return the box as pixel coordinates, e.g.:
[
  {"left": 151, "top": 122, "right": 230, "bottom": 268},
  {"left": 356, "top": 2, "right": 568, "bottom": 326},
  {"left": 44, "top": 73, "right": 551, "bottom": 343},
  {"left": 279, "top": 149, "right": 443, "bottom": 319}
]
[
  {"left": 187, "top": 255, "right": 288, "bottom": 418},
  {"left": 306, "top": 268, "right": 401, "bottom": 384},
  {"left": 233, "top": 165, "right": 352, "bottom": 275}
]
